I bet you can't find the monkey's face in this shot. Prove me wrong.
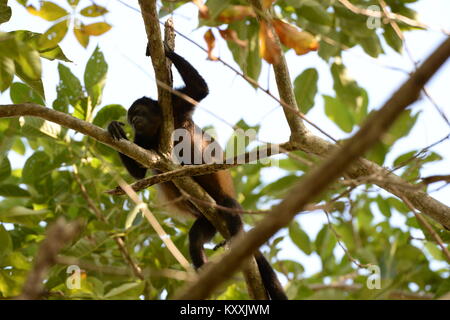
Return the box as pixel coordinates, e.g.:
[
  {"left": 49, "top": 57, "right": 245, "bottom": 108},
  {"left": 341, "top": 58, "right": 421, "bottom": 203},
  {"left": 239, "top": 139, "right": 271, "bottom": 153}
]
[{"left": 128, "top": 99, "right": 162, "bottom": 137}]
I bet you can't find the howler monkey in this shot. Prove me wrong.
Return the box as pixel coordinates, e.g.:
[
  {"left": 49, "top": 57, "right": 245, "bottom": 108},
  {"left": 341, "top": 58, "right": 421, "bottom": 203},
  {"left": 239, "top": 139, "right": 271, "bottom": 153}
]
[{"left": 107, "top": 44, "right": 287, "bottom": 300}]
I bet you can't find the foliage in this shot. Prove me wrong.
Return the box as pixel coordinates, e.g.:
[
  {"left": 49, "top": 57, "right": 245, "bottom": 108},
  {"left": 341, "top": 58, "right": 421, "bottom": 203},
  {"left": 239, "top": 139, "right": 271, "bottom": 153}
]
[{"left": 0, "top": 0, "right": 448, "bottom": 300}]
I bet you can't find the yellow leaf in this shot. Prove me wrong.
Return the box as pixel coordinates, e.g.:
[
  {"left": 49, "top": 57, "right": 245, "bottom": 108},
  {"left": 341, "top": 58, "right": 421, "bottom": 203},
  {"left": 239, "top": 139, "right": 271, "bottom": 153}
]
[
  {"left": 263, "top": 0, "right": 276, "bottom": 9},
  {"left": 217, "top": 6, "right": 255, "bottom": 23},
  {"left": 218, "top": 29, "right": 247, "bottom": 48},
  {"left": 259, "top": 21, "right": 281, "bottom": 64},
  {"left": 38, "top": 19, "right": 69, "bottom": 50},
  {"left": 74, "top": 25, "right": 89, "bottom": 48},
  {"left": 27, "top": 1, "right": 68, "bottom": 21},
  {"left": 82, "top": 22, "right": 112, "bottom": 36},
  {"left": 79, "top": 5, "right": 108, "bottom": 17},
  {"left": 192, "top": 0, "right": 209, "bottom": 19},
  {"left": 203, "top": 29, "right": 218, "bottom": 61},
  {"left": 273, "top": 19, "right": 318, "bottom": 55}
]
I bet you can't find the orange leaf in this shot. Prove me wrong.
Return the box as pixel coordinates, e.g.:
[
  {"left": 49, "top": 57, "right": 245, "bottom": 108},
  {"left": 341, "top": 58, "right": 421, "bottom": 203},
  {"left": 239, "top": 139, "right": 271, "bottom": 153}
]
[
  {"left": 263, "top": 0, "right": 276, "bottom": 9},
  {"left": 217, "top": 6, "right": 255, "bottom": 23},
  {"left": 192, "top": 0, "right": 209, "bottom": 19},
  {"left": 272, "top": 19, "right": 319, "bottom": 55},
  {"left": 82, "top": 22, "right": 112, "bottom": 36},
  {"left": 218, "top": 29, "right": 247, "bottom": 48},
  {"left": 204, "top": 29, "right": 218, "bottom": 61},
  {"left": 259, "top": 21, "right": 281, "bottom": 65}
]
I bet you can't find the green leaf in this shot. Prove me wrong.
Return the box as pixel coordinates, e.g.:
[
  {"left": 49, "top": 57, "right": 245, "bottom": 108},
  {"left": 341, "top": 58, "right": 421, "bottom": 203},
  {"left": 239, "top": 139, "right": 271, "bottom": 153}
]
[
  {"left": 289, "top": 221, "right": 312, "bottom": 255},
  {"left": 14, "top": 60, "right": 45, "bottom": 100},
  {"left": 22, "top": 151, "right": 52, "bottom": 184},
  {"left": 387, "top": 197, "right": 409, "bottom": 214},
  {"left": 0, "top": 55, "right": 14, "bottom": 92},
  {"left": 383, "top": 24, "right": 403, "bottom": 53},
  {"left": 104, "top": 282, "right": 144, "bottom": 299},
  {"left": 27, "top": 1, "right": 68, "bottom": 21},
  {"left": 0, "top": 156, "right": 11, "bottom": 181},
  {"left": 0, "top": 31, "right": 19, "bottom": 58},
  {"left": 15, "top": 44, "right": 41, "bottom": 80},
  {"left": 227, "top": 20, "right": 261, "bottom": 84},
  {"left": 12, "top": 137, "right": 26, "bottom": 155},
  {"left": 0, "top": 184, "right": 30, "bottom": 197},
  {"left": 0, "top": 0, "right": 11, "bottom": 25},
  {"left": 365, "top": 141, "right": 388, "bottom": 165},
  {"left": 294, "top": 68, "right": 318, "bottom": 114},
  {"left": 57, "top": 63, "right": 83, "bottom": 105},
  {"left": 323, "top": 95, "right": 354, "bottom": 133},
  {"left": 10, "top": 82, "right": 45, "bottom": 105},
  {"left": 80, "top": 4, "right": 108, "bottom": 17},
  {"left": 39, "top": 45, "right": 71, "bottom": 62},
  {"left": 376, "top": 195, "right": 391, "bottom": 218},
  {"left": 315, "top": 226, "right": 336, "bottom": 261},
  {"left": 84, "top": 46, "right": 107, "bottom": 107},
  {"left": 38, "top": 19, "right": 69, "bottom": 50},
  {"left": 358, "top": 33, "right": 383, "bottom": 58},
  {"left": 297, "top": 0, "right": 332, "bottom": 25},
  {"left": 384, "top": 110, "right": 419, "bottom": 146},
  {"left": 331, "top": 61, "right": 363, "bottom": 112},
  {"left": 0, "top": 224, "right": 12, "bottom": 261},
  {"left": 354, "top": 88, "right": 368, "bottom": 124},
  {"left": 19, "top": 116, "right": 64, "bottom": 140},
  {"left": 93, "top": 104, "right": 126, "bottom": 128},
  {"left": 72, "top": 97, "right": 92, "bottom": 121},
  {"left": 259, "top": 175, "right": 298, "bottom": 198},
  {"left": 425, "top": 242, "right": 444, "bottom": 261}
]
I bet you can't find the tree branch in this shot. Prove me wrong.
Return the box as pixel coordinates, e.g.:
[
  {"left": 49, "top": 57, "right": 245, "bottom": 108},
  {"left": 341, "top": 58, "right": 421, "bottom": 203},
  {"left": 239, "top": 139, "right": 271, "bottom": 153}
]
[
  {"left": 138, "top": 0, "right": 174, "bottom": 156},
  {"left": 18, "top": 218, "right": 83, "bottom": 300},
  {"left": 0, "top": 104, "right": 162, "bottom": 170},
  {"left": 174, "top": 37, "right": 450, "bottom": 299}
]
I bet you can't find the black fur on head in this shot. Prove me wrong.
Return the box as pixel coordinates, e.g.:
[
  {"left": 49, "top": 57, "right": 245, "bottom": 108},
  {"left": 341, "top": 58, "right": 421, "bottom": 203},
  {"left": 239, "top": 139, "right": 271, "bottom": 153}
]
[{"left": 128, "top": 97, "right": 162, "bottom": 136}]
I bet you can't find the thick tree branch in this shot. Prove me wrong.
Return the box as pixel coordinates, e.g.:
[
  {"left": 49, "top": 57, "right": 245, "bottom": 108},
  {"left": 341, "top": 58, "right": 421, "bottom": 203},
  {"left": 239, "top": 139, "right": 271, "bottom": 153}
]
[
  {"left": 174, "top": 37, "right": 450, "bottom": 299},
  {"left": 0, "top": 104, "right": 162, "bottom": 170},
  {"left": 138, "top": 0, "right": 174, "bottom": 156}
]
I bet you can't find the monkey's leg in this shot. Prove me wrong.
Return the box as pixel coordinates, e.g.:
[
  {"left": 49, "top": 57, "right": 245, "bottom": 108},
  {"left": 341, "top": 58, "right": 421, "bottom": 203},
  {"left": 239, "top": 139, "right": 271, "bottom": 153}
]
[{"left": 189, "top": 216, "right": 217, "bottom": 269}]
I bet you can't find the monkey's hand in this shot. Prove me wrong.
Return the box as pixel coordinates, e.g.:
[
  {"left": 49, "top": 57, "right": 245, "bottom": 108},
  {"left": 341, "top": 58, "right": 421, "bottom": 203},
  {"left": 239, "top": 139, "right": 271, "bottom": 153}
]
[
  {"left": 163, "top": 42, "right": 175, "bottom": 59},
  {"left": 107, "top": 121, "right": 128, "bottom": 141},
  {"left": 146, "top": 42, "right": 174, "bottom": 58}
]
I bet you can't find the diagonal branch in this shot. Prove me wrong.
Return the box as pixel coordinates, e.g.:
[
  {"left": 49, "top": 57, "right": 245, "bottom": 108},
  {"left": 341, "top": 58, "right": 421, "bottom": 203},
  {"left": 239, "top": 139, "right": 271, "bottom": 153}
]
[{"left": 174, "top": 37, "right": 450, "bottom": 299}]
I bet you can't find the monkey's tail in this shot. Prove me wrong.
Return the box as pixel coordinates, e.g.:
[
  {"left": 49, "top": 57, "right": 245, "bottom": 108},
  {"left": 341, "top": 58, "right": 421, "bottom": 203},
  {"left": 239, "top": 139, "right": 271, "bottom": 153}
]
[
  {"left": 220, "top": 197, "right": 287, "bottom": 300},
  {"left": 254, "top": 251, "right": 288, "bottom": 300}
]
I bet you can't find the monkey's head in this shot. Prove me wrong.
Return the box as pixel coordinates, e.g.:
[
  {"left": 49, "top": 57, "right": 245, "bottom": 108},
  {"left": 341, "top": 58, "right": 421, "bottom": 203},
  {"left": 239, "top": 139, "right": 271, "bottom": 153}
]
[{"left": 128, "top": 97, "right": 162, "bottom": 136}]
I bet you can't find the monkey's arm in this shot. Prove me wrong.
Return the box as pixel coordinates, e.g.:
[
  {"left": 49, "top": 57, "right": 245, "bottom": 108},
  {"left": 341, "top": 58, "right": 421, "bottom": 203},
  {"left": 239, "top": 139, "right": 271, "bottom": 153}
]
[
  {"left": 107, "top": 121, "right": 147, "bottom": 179},
  {"left": 164, "top": 46, "right": 209, "bottom": 103}
]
